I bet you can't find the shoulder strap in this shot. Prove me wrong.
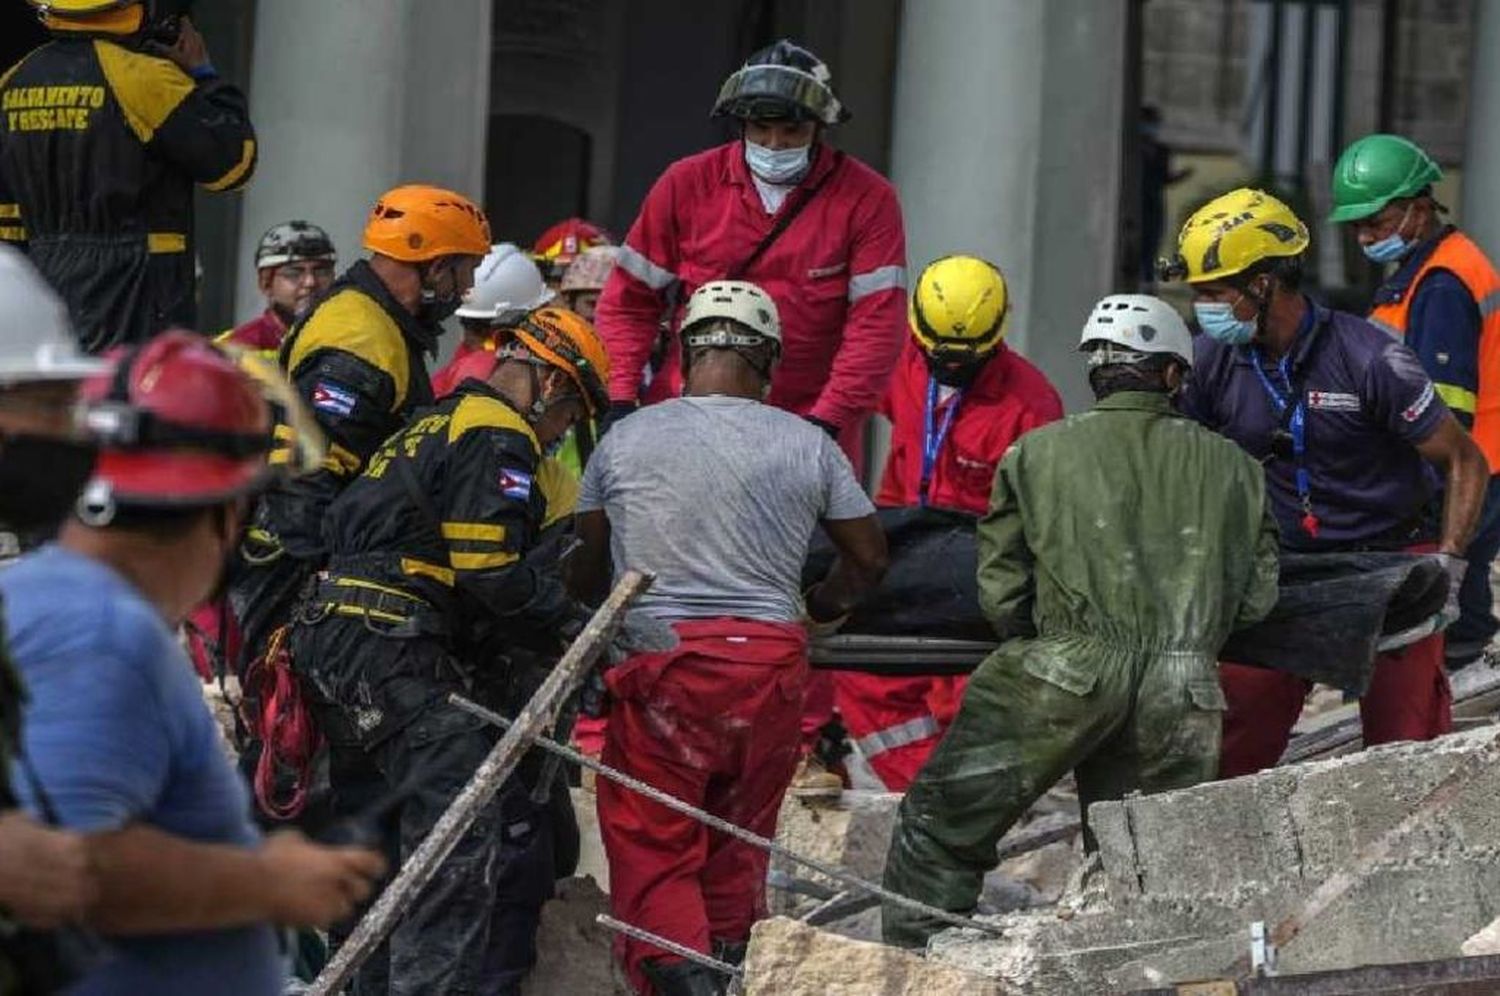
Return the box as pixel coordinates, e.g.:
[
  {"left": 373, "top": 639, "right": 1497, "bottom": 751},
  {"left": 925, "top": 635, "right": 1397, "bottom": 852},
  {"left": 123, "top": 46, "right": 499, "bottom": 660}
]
[{"left": 727, "top": 150, "right": 845, "bottom": 280}]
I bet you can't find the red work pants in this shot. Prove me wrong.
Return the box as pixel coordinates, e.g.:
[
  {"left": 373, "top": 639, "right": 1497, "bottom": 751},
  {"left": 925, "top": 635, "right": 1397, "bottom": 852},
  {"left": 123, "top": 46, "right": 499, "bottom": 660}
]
[
  {"left": 1219, "top": 542, "right": 1453, "bottom": 777},
  {"left": 833, "top": 673, "right": 945, "bottom": 791},
  {"left": 597, "top": 618, "right": 808, "bottom": 995}
]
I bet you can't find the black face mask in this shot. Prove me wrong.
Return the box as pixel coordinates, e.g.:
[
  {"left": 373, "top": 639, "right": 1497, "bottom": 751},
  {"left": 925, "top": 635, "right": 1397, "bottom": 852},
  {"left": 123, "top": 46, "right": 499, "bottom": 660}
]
[
  {"left": 927, "top": 354, "right": 985, "bottom": 389},
  {"left": 416, "top": 262, "right": 462, "bottom": 326},
  {"left": 0, "top": 435, "right": 97, "bottom": 535}
]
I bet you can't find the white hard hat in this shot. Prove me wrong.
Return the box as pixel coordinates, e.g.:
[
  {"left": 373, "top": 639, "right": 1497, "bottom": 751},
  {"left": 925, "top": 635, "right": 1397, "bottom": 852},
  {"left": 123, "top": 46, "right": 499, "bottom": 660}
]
[
  {"left": 680, "top": 280, "right": 782, "bottom": 353},
  {"left": 455, "top": 242, "right": 555, "bottom": 322},
  {"left": 0, "top": 246, "right": 107, "bottom": 386},
  {"left": 1078, "top": 294, "right": 1193, "bottom": 369}
]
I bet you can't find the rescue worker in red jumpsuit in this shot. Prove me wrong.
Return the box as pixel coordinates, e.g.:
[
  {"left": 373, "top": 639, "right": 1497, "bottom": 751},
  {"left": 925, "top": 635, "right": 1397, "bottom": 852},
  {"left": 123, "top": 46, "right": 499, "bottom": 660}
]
[
  {"left": 837, "top": 255, "right": 1063, "bottom": 790},
  {"left": 575, "top": 280, "right": 888, "bottom": 995},
  {"left": 218, "top": 221, "right": 337, "bottom": 359},
  {"left": 595, "top": 39, "right": 907, "bottom": 778}
]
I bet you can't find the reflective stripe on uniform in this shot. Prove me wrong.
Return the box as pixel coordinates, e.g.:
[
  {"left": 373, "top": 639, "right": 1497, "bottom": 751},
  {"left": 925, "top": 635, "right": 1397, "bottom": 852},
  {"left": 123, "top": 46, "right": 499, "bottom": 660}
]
[
  {"left": 853, "top": 714, "right": 941, "bottom": 758},
  {"left": 1479, "top": 289, "right": 1500, "bottom": 319},
  {"left": 848, "top": 264, "right": 906, "bottom": 303},
  {"left": 400, "top": 557, "right": 455, "bottom": 586},
  {"left": 441, "top": 521, "right": 507, "bottom": 542},
  {"left": 1368, "top": 316, "right": 1402, "bottom": 339},
  {"left": 0, "top": 203, "right": 19, "bottom": 219},
  {"left": 1436, "top": 382, "right": 1478, "bottom": 415},
  {"left": 203, "top": 139, "right": 257, "bottom": 192},
  {"left": 0, "top": 226, "right": 25, "bottom": 243},
  {"left": 147, "top": 232, "right": 186, "bottom": 253},
  {"left": 616, "top": 244, "right": 677, "bottom": 291},
  {"left": 449, "top": 550, "right": 519, "bottom": 571}
]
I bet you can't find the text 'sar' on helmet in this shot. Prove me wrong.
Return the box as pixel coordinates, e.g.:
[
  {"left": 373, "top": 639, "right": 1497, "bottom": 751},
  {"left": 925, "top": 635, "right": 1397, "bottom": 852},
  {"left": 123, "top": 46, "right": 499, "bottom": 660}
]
[
  {"left": 76, "top": 332, "right": 274, "bottom": 519},
  {"left": 0, "top": 246, "right": 107, "bottom": 386},
  {"left": 1159, "top": 187, "right": 1309, "bottom": 284},
  {"left": 1079, "top": 294, "right": 1193, "bottom": 369},
  {"left": 255, "top": 221, "right": 336, "bottom": 270},
  {"left": 712, "top": 39, "right": 850, "bottom": 125},
  {"left": 908, "top": 255, "right": 1009, "bottom": 361},
  {"left": 455, "top": 243, "right": 555, "bottom": 323},
  {"left": 1328, "top": 133, "right": 1444, "bottom": 224},
  {"left": 362, "top": 185, "right": 491, "bottom": 263},
  {"left": 679, "top": 280, "right": 783, "bottom": 356}
]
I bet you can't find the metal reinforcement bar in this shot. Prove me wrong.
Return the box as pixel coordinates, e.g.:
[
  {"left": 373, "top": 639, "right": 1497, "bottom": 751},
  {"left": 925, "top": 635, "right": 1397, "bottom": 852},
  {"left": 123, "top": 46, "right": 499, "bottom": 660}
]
[
  {"left": 309, "top": 571, "right": 652, "bottom": 996},
  {"left": 596, "top": 915, "right": 744, "bottom": 979},
  {"left": 448, "top": 693, "right": 1002, "bottom": 938}
]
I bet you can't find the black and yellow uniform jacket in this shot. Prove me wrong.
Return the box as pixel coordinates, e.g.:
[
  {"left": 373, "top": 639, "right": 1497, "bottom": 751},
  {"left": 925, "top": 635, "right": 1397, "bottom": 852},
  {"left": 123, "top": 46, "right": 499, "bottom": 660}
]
[
  {"left": 320, "top": 379, "right": 581, "bottom": 645},
  {"left": 0, "top": 31, "right": 256, "bottom": 351},
  {"left": 263, "top": 260, "right": 442, "bottom": 561}
]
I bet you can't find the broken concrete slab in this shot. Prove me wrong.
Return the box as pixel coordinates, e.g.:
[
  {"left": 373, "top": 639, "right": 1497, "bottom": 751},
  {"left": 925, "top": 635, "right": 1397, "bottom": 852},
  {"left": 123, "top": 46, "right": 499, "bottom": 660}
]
[
  {"left": 770, "top": 791, "right": 902, "bottom": 918},
  {"left": 742, "top": 916, "right": 1004, "bottom": 995},
  {"left": 927, "top": 728, "right": 1500, "bottom": 994}
]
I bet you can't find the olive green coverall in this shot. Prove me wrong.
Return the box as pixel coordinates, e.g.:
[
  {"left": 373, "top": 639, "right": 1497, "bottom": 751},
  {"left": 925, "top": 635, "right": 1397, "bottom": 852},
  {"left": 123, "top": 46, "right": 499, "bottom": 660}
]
[{"left": 881, "top": 391, "right": 1281, "bottom": 948}]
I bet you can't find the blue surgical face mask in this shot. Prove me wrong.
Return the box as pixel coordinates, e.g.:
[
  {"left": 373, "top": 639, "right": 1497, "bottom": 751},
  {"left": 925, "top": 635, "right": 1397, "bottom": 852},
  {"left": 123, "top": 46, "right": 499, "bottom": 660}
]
[
  {"left": 1193, "top": 298, "right": 1257, "bottom": 346},
  {"left": 1362, "top": 203, "right": 1416, "bottom": 264},
  {"left": 744, "top": 140, "right": 811, "bottom": 185}
]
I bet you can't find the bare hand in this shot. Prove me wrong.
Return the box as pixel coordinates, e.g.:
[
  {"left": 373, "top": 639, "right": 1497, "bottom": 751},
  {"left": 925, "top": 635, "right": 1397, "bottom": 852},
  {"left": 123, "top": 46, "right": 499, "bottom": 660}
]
[
  {"left": 156, "top": 16, "right": 211, "bottom": 74},
  {"left": 0, "top": 811, "right": 97, "bottom": 928},
  {"left": 257, "top": 831, "right": 386, "bottom": 928}
]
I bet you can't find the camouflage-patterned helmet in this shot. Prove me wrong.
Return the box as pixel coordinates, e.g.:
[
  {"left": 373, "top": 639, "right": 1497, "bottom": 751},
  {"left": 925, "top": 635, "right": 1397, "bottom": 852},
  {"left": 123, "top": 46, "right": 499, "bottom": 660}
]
[
  {"left": 559, "top": 245, "right": 620, "bottom": 294},
  {"left": 255, "top": 220, "right": 336, "bottom": 270}
]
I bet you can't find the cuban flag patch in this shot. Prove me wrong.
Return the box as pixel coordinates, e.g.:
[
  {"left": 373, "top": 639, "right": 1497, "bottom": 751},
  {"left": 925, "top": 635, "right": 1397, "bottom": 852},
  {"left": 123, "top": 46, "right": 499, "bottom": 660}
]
[
  {"left": 498, "top": 468, "right": 533, "bottom": 501},
  {"left": 312, "top": 380, "right": 357, "bottom": 417}
]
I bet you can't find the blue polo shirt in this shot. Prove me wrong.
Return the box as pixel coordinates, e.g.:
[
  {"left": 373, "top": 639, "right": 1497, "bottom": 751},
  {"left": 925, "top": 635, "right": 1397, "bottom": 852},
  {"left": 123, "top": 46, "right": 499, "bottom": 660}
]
[
  {"left": 1180, "top": 300, "right": 1448, "bottom": 551},
  {"left": 1, "top": 544, "right": 283, "bottom": 996},
  {"left": 1371, "top": 226, "right": 1483, "bottom": 430}
]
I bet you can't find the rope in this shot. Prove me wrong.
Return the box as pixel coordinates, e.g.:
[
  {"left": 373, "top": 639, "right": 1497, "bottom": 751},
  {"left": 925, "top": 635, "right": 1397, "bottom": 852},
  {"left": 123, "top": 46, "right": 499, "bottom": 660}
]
[{"left": 447, "top": 694, "right": 1002, "bottom": 937}]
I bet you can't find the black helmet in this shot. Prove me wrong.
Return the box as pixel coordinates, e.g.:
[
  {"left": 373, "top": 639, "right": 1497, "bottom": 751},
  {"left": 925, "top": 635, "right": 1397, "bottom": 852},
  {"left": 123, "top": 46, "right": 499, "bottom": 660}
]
[
  {"left": 711, "top": 39, "right": 849, "bottom": 125},
  {"left": 255, "top": 221, "right": 336, "bottom": 270}
]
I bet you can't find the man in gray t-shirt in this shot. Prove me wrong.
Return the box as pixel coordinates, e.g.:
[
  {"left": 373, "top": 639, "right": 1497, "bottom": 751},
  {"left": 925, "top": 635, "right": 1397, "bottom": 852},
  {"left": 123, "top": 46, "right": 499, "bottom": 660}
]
[{"left": 574, "top": 280, "right": 887, "bottom": 995}]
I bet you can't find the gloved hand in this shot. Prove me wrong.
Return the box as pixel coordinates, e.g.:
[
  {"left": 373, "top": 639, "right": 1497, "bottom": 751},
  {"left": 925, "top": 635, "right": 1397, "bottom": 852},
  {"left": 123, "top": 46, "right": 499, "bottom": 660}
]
[
  {"left": 1437, "top": 552, "right": 1467, "bottom": 626},
  {"left": 606, "top": 608, "right": 678, "bottom": 665},
  {"left": 804, "top": 415, "right": 840, "bottom": 439}
]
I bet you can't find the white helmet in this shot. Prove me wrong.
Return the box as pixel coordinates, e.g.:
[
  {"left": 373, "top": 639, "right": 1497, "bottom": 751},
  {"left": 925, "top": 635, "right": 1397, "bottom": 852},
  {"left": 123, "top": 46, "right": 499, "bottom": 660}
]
[
  {"left": 455, "top": 242, "right": 555, "bottom": 323},
  {"left": 0, "top": 246, "right": 107, "bottom": 386},
  {"left": 679, "top": 280, "right": 782, "bottom": 356},
  {"left": 1078, "top": 294, "right": 1193, "bottom": 369}
]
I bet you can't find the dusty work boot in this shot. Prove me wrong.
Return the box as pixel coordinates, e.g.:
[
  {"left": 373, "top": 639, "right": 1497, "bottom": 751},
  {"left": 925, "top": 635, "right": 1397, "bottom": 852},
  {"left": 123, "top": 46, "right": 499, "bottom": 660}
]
[
  {"left": 710, "top": 938, "right": 747, "bottom": 966},
  {"left": 788, "top": 753, "right": 844, "bottom": 799},
  {"left": 640, "top": 957, "right": 729, "bottom": 995}
]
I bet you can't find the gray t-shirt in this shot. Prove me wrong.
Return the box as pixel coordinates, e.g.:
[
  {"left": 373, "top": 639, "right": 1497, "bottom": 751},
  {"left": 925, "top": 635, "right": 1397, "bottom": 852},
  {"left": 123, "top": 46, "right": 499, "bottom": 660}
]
[{"left": 578, "top": 395, "right": 875, "bottom": 622}]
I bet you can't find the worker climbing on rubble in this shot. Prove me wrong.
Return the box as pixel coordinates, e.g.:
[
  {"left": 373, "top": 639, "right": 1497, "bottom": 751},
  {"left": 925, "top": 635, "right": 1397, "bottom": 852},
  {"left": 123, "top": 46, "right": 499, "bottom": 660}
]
[
  {"left": 532, "top": 216, "right": 613, "bottom": 290},
  {"left": 838, "top": 254, "right": 1063, "bottom": 791},
  {"left": 218, "top": 221, "right": 337, "bottom": 360},
  {"left": 228, "top": 184, "right": 490, "bottom": 714},
  {"left": 1329, "top": 134, "right": 1500, "bottom": 670},
  {"left": 3, "top": 332, "right": 386, "bottom": 994},
  {"left": 431, "top": 242, "right": 555, "bottom": 398},
  {"left": 0, "top": 0, "right": 257, "bottom": 351},
  {"left": 0, "top": 246, "right": 106, "bottom": 990},
  {"left": 289, "top": 306, "right": 663, "bottom": 995},
  {"left": 574, "top": 279, "right": 889, "bottom": 995},
  {"left": 595, "top": 38, "right": 907, "bottom": 788},
  {"left": 1170, "top": 188, "right": 1489, "bottom": 777},
  {"left": 881, "top": 293, "right": 1281, "bottom": 950}
]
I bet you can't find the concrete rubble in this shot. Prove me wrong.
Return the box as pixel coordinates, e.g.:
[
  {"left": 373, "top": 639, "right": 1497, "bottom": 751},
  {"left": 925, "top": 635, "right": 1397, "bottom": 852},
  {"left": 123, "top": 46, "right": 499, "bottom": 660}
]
[
  {"left": 924, "top": 727, "right": 1500, "bottom": 994},
  {"left": 740, "top": 917, "right": 1003, "bottom": 995}
]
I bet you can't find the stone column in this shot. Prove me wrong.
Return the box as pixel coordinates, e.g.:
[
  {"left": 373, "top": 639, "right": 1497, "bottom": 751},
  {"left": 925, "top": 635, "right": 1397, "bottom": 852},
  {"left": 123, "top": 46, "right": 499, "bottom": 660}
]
[{"left": 1464, "top": 0, "right": 1500, "bottom": 260}]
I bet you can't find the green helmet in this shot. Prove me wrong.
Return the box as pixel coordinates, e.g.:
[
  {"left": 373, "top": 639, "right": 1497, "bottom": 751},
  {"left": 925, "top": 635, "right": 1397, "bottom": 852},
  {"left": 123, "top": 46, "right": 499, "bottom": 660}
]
[{"left": 1328, "top": 133, "right": 1442, "bottom": 223}]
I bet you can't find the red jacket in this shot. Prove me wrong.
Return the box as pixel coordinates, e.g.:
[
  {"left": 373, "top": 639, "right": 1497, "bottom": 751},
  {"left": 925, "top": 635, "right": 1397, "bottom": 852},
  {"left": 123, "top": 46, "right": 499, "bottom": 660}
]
[
  {"left": 596, "top": 141, "right": 907, "bottom": 431},
  {"left": 217, "top": 308, "right": 286, "bottom": 358},
  {"left": 875, "top": 341, "right": 1064, "bottom": 514}
]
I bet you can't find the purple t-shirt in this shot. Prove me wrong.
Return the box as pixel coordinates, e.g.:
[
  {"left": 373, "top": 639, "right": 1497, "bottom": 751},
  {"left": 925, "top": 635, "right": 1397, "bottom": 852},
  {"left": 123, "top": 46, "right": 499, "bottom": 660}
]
[{"left": 1180, "top": 301, "right": 1447, "bottom": 550}]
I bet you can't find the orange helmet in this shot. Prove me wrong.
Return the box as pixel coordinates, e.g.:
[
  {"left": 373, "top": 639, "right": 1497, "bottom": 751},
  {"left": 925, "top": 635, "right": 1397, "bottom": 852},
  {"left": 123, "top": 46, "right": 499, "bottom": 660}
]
[
  {"left": 531, "top": 218, "right": 613, "bottom": 276},
  {"left": 362, "top": 185, "right": 491, "bottom": 263},
  {"left": 77, "top": 332, "right": 273, "bottom": 521},
  {"left": 498, "top": 306, "right": 612, "bottom": 417}
]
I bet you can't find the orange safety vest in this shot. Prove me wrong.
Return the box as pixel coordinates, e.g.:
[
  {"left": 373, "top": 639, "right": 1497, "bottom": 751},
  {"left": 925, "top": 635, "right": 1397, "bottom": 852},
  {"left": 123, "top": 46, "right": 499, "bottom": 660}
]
[{"left": 1369, "top": 230, "right": 1500, "bottom": 472}]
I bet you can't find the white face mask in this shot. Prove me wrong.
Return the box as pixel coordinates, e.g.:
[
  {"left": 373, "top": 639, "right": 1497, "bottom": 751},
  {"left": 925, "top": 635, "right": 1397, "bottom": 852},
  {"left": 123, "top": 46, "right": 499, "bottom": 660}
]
[{"left": 744, "top": 140, "right": 811, "bottom": 185}]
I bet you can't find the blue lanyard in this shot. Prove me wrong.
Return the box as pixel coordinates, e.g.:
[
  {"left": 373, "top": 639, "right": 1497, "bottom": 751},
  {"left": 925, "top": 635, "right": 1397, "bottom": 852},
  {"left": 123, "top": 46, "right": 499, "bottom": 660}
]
[
  {"left": 919, "top": 378, "right": 963, "bottom": 507},
  {"left": 1249, "top": 346, "right": 1319, "bottom": 537}
]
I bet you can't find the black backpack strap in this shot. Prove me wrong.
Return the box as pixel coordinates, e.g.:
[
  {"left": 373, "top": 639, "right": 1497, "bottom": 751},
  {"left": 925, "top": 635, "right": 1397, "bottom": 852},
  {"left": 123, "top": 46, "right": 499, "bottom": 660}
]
[{"left": 727, "top": 149, "right": 845, "bottom": 280}]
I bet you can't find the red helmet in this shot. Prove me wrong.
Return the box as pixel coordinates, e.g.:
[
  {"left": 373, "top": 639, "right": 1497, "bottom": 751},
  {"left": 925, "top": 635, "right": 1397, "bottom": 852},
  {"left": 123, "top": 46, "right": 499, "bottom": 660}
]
[
  {"left": 78, "top": 331, "right": 272, "bottom": 518},
  {"left": 531, "top": 218, "right": 613, "bottom": 274}
]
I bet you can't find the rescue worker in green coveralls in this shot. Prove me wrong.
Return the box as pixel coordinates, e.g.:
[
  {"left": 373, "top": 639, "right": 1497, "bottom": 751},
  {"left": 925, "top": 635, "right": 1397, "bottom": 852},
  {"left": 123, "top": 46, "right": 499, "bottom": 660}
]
[
  {"left": 881, "top": 294, "right": 1281, "bottom": 949},
  {"left": 1329, "top": 134, "right": 1500, "bottom": 669}
]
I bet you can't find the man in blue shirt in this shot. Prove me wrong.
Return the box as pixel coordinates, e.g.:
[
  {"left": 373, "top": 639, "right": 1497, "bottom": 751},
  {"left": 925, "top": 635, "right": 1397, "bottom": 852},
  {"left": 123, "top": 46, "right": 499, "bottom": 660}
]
[
  {"left": 1330, "top": 133, "right": 1500, "bottom": 669},
  {"left": 1166, "top": 188, "right": 1488, "bottom": 777},
  {"left": 4, "top": 333, "right": 384, "bottom": 996}
]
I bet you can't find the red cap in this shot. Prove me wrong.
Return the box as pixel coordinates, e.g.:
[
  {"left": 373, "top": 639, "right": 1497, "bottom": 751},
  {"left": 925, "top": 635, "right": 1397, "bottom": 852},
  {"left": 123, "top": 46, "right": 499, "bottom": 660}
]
[
  {"left": 80, "top": 331, "right": 272, "bottom": 509},
  {"left": 531, "top": 218, "right": 613, "bottom": 265}
]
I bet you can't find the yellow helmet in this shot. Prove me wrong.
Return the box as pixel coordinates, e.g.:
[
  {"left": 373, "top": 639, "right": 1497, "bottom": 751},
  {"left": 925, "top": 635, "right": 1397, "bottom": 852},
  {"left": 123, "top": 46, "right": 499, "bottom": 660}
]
[
  {"left": 909, "top": 255, "right": 1009, "bottom": 360},
  {"left": 1161, "top": 187, "right": 1309, "bottom": 284}
]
